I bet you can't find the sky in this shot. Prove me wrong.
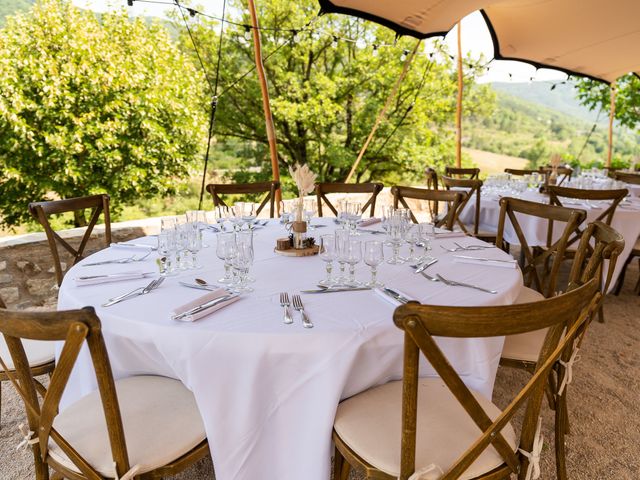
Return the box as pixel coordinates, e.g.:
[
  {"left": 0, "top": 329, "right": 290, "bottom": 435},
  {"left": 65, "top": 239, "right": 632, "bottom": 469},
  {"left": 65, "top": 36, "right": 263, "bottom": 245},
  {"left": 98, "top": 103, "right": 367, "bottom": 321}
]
[{"left": 71, "top": 0, "right": 568, "bottom": 84}]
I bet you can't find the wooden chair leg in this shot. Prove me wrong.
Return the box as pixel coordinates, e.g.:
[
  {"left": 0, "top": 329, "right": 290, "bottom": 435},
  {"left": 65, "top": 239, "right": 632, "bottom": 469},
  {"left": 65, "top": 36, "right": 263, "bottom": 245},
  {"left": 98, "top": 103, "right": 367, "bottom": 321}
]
[
  {"left": 635, "top": 258, "right": 640, "bottom": 295},
  {"left": 0, "top": 381, "right": 2, "bottom": 428},
  {"left": 613, "top": 255, "right": 633, "bottom": 295},
  {"left": 333, "top": 446, "right": 350, "bottom": 480},
  {"left": 555, "top": 392, "right": 569, "bottom": 480}
]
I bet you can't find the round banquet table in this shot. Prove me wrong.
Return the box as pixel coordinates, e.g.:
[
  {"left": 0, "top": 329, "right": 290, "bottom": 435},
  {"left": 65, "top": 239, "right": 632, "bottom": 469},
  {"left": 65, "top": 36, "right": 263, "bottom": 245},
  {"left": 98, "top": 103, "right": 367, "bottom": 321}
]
[
  {"left": 58, "top": 218, "right": 522, "bottom": 480},
  {"left": 459, "top": 188, "right": 640, "bottom": 291}
]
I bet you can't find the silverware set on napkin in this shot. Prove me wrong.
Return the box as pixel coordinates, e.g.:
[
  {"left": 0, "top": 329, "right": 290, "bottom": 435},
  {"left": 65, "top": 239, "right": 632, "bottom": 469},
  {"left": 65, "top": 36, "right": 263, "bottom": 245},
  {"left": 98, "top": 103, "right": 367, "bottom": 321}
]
[
  {"left": 280, "top": 292, "right": 313, "bottom": 328},
  {"left": 102, "top": 277, "right": 165, "bottom": 307}
]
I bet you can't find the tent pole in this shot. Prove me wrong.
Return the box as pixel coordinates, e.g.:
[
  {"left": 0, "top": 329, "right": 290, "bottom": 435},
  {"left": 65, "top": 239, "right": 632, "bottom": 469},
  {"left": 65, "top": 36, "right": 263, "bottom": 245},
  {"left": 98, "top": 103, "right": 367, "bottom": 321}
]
[
  {"left": 344, "top": 40, "right": 421, "bottom": 183},
  {"left": 607, "top": 81, "right": 616, "bottom": 168},
  {"left": 247, "top": 0, "right": 281, "bottom": 206},
  {"left": 455, "top": 22, "right": 463, "bottom": 168}
]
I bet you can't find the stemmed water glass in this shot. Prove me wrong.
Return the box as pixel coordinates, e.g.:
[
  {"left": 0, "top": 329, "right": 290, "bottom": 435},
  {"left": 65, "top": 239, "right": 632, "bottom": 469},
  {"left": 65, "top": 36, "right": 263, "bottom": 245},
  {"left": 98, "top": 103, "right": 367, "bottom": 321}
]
[
  {"left": 231, "top": 240, "right": 254, "bottom": 292},
  {"left": 335, "top": 229, "right": 350, "bottom": 285},
  {"left": 403, "top": 224, "right": 420, "bottom": 262},
  {"left": 304, "top": 198, "right": 317, "bottom": 230},
  {"left": 236, "top": 230, "right": 255, "bottom": 282},
  {"left": 175, "top": 218, "right": 192, "bottom": 270},
  {"left": 230, "top": 203, "right": 245, "bottom": 231},
  {"left": 186, "top": 222, "right": 203, "bottom": 269},
  {"left": 214, "top": 206, "right": 230, "bottom": 231},
  {"left": 187, "top": 209, "right": 209, "bottom": 248},
  {"left": 319, "top": 234, "right": 337, "bottom": 287},
  {"left": 279, "top": 200, "right": 292, "bottom": 224},
  {"left": 386, "top": 213, "right": 406, "bottom": 264},
  {"left": 216, "top": 232, "right": 237, "bottom": 283},
  {"left": 241, "top": 203, "right": 257, "bottom": 229},
  {"left": 336, "top": 199, "right": 349, "bottom": 227},
  {"left": 157, "top": 230, "right": 177, "bottom": 276},
  {"left": 345, "top": 238, "right": 362, "bottom": 286},
  {"left": 364, "top": 240, "right": 384, "bottom": 287},
  {"left": 346, "top": 202, "right": 362, "bottom": 234}
]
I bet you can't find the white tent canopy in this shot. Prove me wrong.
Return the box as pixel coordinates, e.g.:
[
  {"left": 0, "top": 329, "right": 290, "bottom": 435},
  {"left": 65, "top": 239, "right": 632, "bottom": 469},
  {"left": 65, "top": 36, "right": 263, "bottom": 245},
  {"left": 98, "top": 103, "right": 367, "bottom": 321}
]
[{"left": 319, "top": 0, "right": 640, "bottom": 83}]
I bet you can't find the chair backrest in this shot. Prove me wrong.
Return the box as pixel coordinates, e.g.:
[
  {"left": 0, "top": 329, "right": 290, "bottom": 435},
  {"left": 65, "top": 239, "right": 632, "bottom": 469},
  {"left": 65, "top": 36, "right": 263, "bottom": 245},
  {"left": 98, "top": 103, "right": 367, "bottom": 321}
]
[
  {"left": 546, "top": 185, "right": 628, "bottom": 252},
  {"left": 444, "top": 166, "right": 480, "bottom": 179},
  {"left": 390, "top": 186, "right": 464, "bottom": 228},
  {"left": 539, "top": 166, "right": 573, "bottom": 185},
  {"left": 205, "top": 181, "right": 280, "bottom": 218},
  {"left": 314, "top": 182, "right": 384, "bottom": 217},
  {"left": 568, "top": 221, "right": 625, "bottom": 299},
  {"left": 0, "top": 306, "right": 133, "bottom": 479},
  {"left": 440, "top": 175, "right": 483, "bottom": 235},
  {"left": 495, "top": 197, "right": 586, "bottom": 297},
  {"left": 424, "top": 167, "right": 439, "bottom": 190},
  {"left": 504, "top": 168, "right": 536, "bottom": 176},
  {"left": 28, "top": 194, "right": 112, "bottom": 286},
  {"left": 612, "top": 171, "right": 640, "bottom": 185},
  {"left": 392, "top": 279, "right": 600, "bottom": 480}
]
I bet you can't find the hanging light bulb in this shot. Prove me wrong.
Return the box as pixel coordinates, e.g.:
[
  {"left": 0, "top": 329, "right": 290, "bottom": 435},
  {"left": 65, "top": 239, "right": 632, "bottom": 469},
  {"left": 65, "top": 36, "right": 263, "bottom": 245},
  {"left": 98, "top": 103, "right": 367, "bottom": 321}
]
[
  {"left": 244, "top": 26, "right": 252, "bottom": 42},
  {"left": 372, "top": 44, "right": 379, "bottom": 57},
  {"left": 400, "top": 49, "right": 409, "bottom": 61},
  {"left": 332, "top": 36, "right": 339, "bottom": 48},
  {"left": 188, "top": 8, "right": 196, "bottom": 17},
  {"left": 127, "top": 0, "right": 134, "bottom": 6}
]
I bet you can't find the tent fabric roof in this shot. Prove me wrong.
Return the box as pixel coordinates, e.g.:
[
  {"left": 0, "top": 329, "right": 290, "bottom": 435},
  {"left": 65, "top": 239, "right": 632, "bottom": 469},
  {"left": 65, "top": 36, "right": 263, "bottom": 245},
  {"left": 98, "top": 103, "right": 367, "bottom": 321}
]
[{"left": 318, "top": 0, "right": 640, "bottom": 83}]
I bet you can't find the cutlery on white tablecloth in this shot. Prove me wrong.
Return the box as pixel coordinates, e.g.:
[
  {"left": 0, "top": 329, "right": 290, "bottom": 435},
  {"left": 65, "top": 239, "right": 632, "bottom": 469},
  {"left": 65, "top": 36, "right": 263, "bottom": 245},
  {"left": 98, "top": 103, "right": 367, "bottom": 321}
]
[
  {"left": 453, "top": 242, "right": 497, "bottom": 251},
  {"left": 435, "top": 273, "right": 497, "bottom": 294},
  {"left": 452, "top": 255, "right": 517, "bottom": 269},
  {"left": 280, "top": 292, "right": 293, "bottom": 325},
  {"left": 382, "top": 288, "right": 411, "bottom": 304},
  {"left": 110, "top": 242, "right": 158, "bottom": 251},
  {"left": 413, "top": 257, "right": 438, "bottom": 273},
  {"left": 102, "top": 277, "right": 164, "bottom": 307},
  {"left": 171, "top": 293, "right": 238, "bottom": 321},
  {"left": 292, "top": 294, "right": 313, "bottom": 328},
  {"left": 82, "top": 252, "right": 152, "bottom": 266},
  {"left": 301, "top": 287, "right": 371, "bottom": 294}
]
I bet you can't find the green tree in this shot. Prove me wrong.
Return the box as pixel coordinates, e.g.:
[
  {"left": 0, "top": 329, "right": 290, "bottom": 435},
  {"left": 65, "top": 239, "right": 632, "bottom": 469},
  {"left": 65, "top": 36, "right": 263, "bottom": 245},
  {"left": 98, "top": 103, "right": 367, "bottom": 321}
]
[
  {"left": 0, "top": 0, "right": 206, "bottom": 227},
  {"left": 575, "top": 74, "right": 640, "bottom": 131},
  {"left": 176, "top": 0, "right": 494, "bottom": 187}
]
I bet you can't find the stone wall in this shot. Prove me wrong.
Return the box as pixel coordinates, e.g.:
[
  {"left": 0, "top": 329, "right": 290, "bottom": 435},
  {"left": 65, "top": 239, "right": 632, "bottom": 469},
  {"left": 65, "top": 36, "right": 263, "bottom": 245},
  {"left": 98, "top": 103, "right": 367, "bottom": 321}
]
[{"left": 0, "top": 219, "right": 159, "bottom": 309}]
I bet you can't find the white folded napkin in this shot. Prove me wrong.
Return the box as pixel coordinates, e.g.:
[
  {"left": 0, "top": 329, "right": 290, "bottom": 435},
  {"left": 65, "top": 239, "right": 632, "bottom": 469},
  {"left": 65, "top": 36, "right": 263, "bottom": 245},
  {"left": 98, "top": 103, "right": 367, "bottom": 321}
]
[
  {"left": 433, "top": 230, "right": 467, "bottom": 239},
  {"left": 358, "top": 217, "right": 381, "bottom": 227},
  {"left": 171, "top": 288, "right": 239, "bottom": 322},
  {"left": 110, "top": 242, "right": 156, "bottom": 250},
  {"left": 374, "top": 287, "right": 413, "bottom": 307},
  {"left": 452, "top": 256, "right": 517, "bottom": 269},
  {"left": 74, "top": 271, "right": 155, "bottom": 286}
]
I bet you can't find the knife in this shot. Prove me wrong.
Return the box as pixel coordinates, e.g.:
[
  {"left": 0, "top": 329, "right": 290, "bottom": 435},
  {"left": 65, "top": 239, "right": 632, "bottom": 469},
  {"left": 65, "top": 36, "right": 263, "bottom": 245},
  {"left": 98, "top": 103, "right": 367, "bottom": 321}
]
[
  {"left": 414, "top": 258, "right": 438, "bottom": 274},
  {"left": 301, "top": 287, "right": 372, "bottom": 294},
  {"left": 383, "top": 288, "right": 411, "bottom": 304},
  {"left": 111, "top": 242, "right": 158, "bottom": 250},
  {"left": 452, "top": 255, "right": 516, "bottom": 264},
  {"left": 77, "top": 272, "right": 155, "bottom": 280},
  {"left": 171, "top": 294, "right": 238, "bottom": 321}
]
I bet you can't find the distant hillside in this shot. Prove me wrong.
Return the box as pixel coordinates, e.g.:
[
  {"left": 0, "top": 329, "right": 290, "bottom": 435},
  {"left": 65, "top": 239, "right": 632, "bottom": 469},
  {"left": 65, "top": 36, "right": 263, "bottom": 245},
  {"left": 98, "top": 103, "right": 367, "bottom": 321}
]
[
  {"left": 491, "top": 81, "right": 604, "bottom": 125},
  {"left": 0, "top": 0, "right": 34, "bottom": 27}
]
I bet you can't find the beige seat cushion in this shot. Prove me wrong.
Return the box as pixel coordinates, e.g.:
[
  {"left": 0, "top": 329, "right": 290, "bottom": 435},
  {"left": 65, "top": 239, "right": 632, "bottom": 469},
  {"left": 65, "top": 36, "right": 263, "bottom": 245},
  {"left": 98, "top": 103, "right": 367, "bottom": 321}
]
[
  {"left": 0, "top": 338, "right": 55, "bottom": 372},
  {"left": 502, "top": 287, "right": 546, "bottom": 363},
  {"left": 49, "top": 375, "right": 206, "bottom": 477},
  {"left": 334, "top": 379, "right": 517, "bottom": 479}
]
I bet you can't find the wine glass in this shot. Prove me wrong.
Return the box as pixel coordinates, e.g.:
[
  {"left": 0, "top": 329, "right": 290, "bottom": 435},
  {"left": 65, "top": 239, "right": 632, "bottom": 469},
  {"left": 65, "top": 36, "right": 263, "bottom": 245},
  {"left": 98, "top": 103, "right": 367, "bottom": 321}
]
[
  {"left": 335, "top": 228, "right": 350, "bottom": 285},
  {"left": 231, "top": 241, "right": 254, "bottom": 292},
  {"left": 187, "top": 210, "right": 209, "bottom": 248},
  {"left": 186, "top": 222, "right": 203, "bottom": 269},
  {"left": 364, "top": 240, "right": 384, "bottom": 287},
  {"left": 319, "top": 234, "right": 337, "bottom": 287},
  {"left": 175, "top": 219, "right": 191, "bottom": 270},
  {"left": 304, "top": 198, "right": 316, "bottom": 230},
  {"left": 279, "top": 200, "right": 292, "bottom": 224},
  {"left": 241, "top": 203, "right": 257, "bottom": 229},
  {"left": 347, "top": 202, "right": 362, "bottom": 234},
  {"left": 345, "top": 239, "right": 362, "bottom": 286},
  {"left": 230, "top": 203, "right": 245, "bottom": 231},
  {"left": 214, "top": 206, "right": 230, "bottom": 231},
  {"left": 236, "top": 230, "right": 255, "bottom": 282},
  {"left": 157, "top": 230, "right": 177, "bottom": 276},
  {"left": 216, "top": 232, "right": 236, "bottom": 283},
  {"left": 386, "top": 213, "right": 405, "bottom": 265},
  {"left": 403, "top": 224, "right": 420, "bottom": 262}
]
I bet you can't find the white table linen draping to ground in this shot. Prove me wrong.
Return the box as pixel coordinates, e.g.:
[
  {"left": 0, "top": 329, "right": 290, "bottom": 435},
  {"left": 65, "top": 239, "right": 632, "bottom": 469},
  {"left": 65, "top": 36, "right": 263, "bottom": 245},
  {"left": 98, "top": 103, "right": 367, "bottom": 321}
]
[
  {"left": 58, "top": 218, "right": 522, "bottom": 480},
  {"left": 459, "top": 189, "right": 640, "bottom": 291}
]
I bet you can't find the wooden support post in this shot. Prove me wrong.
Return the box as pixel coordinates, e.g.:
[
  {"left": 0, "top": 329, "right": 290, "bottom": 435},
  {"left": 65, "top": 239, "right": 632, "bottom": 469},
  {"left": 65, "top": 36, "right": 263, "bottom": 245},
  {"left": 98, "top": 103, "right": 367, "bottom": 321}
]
[
  {"left": 607, "top": 81, "right": 616, "bottom": 168},
  {"left": 344, "top": 40, "right": 421, "bottom": 183},
  {"left": 455, "top": 22, "right": 463, "bottom": 168},
  {"left": 247, "top": 0, "right": 281, "bottom": 206}
]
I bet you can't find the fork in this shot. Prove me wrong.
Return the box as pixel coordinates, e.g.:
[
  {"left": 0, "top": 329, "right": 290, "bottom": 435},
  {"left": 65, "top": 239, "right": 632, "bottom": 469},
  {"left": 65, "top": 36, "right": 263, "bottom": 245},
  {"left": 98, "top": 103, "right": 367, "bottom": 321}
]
[
  {"left": 280, "top": 292, "right": 294, "bottom": 325},
  {"left": 292, "top": 294, "right": 313, "bottom": 328},
  {"left": 83, "top": 251, "right": 152, "bottom": 266},
  {"left": 435, "top": 273, "right": 497, "bottom": 294},
  {"left": 102, "top": 277, "right": 165, "bottom": 307}
]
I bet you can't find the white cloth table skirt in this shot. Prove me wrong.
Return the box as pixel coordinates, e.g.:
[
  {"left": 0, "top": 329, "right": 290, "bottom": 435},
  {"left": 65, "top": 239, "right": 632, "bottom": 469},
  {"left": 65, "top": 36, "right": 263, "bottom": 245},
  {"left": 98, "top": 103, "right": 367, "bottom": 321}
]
[
  {"left": 459, "top": 189, "right": 640, "bottom": 291},
  {"left": 58, "top": 219, "right": 522, "bottom": 480}
]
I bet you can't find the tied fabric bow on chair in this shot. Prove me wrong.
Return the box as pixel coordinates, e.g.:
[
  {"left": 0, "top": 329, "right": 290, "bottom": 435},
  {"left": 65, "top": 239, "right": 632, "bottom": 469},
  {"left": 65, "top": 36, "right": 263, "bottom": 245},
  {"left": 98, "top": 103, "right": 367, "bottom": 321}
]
[
  {"left": 557, "top": 345, "right": 581, "bottom": 396},
  {"left": 16, "top": 423, "right": 38, "bottom": 451},
  {"left": 518, "top": 417, "right": 544, "bottom": 480},
  {"left": 407, "top": 463, "right": 444, "bottom": 480}
]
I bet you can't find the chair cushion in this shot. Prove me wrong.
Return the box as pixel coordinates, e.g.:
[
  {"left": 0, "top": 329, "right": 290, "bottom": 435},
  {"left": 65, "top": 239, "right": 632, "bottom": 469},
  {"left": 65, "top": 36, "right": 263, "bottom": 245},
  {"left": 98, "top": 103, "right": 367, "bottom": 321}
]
[
  {"left": 48, "top": 375, "right": 206, "bottom": 477},
  {"left": 0, "top": 338, "right": 55, "bottom": 372},
  {"left": 334, "top": 379, "right": 517, "bottom": 479},
  {"left": 501, "top": 287, "right": 547, "bottom": 363}
]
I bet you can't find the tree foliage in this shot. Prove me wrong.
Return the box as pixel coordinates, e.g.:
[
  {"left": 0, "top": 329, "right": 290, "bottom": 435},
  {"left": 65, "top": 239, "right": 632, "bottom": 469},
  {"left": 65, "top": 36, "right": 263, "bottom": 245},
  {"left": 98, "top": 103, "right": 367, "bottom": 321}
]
[
  {"left": 0, "top": 0, "right": 206, "bottom": 227},
  {"left": 176, "top": 0, "right": 494, "bottom": 189},
  {"left": 575, "top": 74, "right": 640, "bottom": 131}
]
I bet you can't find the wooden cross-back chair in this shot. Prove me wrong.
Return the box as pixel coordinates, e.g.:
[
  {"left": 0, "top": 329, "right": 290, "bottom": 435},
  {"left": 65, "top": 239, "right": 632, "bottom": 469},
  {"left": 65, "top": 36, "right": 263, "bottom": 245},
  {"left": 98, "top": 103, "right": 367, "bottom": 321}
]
[
  {"left": 205, "top": 180, "right": 280, "bottom": 218},
  {"left": 314, "top": 182, "right": 384, "bottom": 218},
  {"left": 495, "top": 197, "right": 587, "bottom": 298},
  {"left": 504, "top": 168, "right": 537, "bottom": 176},
  {"left": 424, "top": 168, "right": 440, "bottom": 218},
  {"left": 0, "top": 306, "right": 209, "bottom": 480},
  {"left": 440, "top": 175, "right": 496, "bottom": 242},
  {"left": 500, "top": 222, "right": 623, "bottom": 480},
  {"left": 0, "top": 295, "right": 55, "bottom": 427},
  {"left": 444, "top": 166, "right": 480, "bottom": 179},
  {"left": 545, "top": 185, "right": 628, "bottom": 252},
  {"left": 28, "top": 195, "right": 111, "bottom": 287},
  {"left": 539, "top": 166, "right": 573, "bottom": 186},
  {"left": 332, "top": 280, "right": 600, "bottom": 480},
  {"left": 611, "top": 171, "right": 640, "bottom": 185},
  {"left": 390, "top": 186, "right": 464, "bottom": 228}
]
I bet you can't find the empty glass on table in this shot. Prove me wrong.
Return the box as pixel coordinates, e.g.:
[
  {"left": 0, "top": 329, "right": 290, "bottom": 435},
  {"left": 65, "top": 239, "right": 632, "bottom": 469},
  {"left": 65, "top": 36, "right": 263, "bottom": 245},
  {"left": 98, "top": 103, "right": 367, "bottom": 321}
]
[
  {"left": 344, "top": 238, "right": 362, "bottom": 287},
  {"left": 363, "top": 240, "right": 384, "bottom": 287},
  {"left": 318, "top": 234, "right": 337, "bottom": 287},
  {"left": 216, "top": 232, "right": 237, "bottom": 283}
]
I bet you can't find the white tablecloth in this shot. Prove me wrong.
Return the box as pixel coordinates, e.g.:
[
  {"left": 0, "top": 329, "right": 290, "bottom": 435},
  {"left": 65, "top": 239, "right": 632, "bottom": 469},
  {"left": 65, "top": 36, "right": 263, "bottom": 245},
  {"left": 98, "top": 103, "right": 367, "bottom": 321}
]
[
  {"left": 58, "top": 219, "right": 522, "bottom": 480},
  {"left": 459, "top": 189, "right": 640, "bottom": 290}
]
